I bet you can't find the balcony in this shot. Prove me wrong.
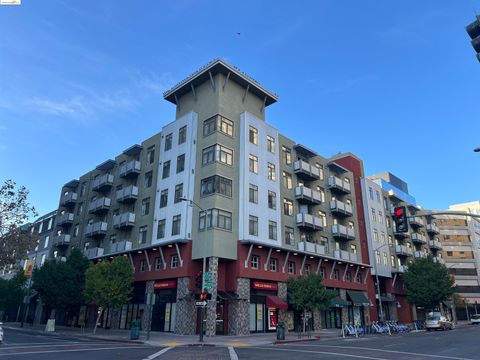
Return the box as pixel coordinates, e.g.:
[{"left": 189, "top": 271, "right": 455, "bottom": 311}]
[
  {"left": 334, "top": 250, "right": 358, "bottom": 263},
  {"left": 433, "top": 257, "right": 445, "bottom": 264},
  {"left": 331, "top": 224, "right": 355, "bottom": 241},
  {"left": 88, "top": 197, "right": 111, "bottom": 214},
  {"left": 414, "top": 251, "right": 427, "bottom": 259},
  {"left": 293, "top": 160, "right": 320, "bottom": 181},
  {"left": 296, "top": 213, "right": 323, "bottom": 231},
  {"left": 411, "top": 233, "right": 427, "bottom": 244},
  {"left": 84, "top": 222, "right": 108, "bottom": 237},
  {"left": 393, "top": 229, "right": 410, "bottom": 238},
  {"left": 294, "top": 186, "right": 322, "bottom": 205},
  {"left": 116, "top": 185, "right": 139, "bottom": 203},
  {"left": 52, "top": 234, "right": 71, "bottom": 247},
  {"left": 329, "top": 200, "right": 353, "bottom": 217},
  {"left": 91, "top": 173, "right": 114, "bottom": 192},
  {"left": 57, "top": 212, "right": 74, "bottom": 227},
  {"left": 429, "top": 239, "right": 443, "bottom": 250},
  {"left": 119, "top": 160, "right": 141, "bottom": 179},
  {"left": 61, "top": 192, "right": 78, "bottom": 207},
  {"left": 392, "top": 265, "right": 408, "bottom": 273},
  {"left": 111, "top": 240, "right": 132, "bottom": 253},
  {"left": 84, "top": 247, "right": 105, "bottom": 259},
  {"left": 395, "top": 245, "right": 413, "bottom": 257},
  {"left": 408, "top": 217, "right": 424, "bottom": 228},
  {"left": 113, "top": 212, "right": 136, "bottom": 230},
  {"left": 327, "top": 176, "right": 351, "bottom": 194},
  {"left": 426, "top": 223, "right": 439, "bottom": 234}
]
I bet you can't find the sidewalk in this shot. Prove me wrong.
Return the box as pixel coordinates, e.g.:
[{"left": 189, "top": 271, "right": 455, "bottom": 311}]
[{"left": 3, "top": 322, "right": 339, "bottom": 347}]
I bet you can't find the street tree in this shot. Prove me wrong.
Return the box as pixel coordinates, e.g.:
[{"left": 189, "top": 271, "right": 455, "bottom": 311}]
[
  {"left": 287, "top": 273, "right": 333, "bottom": 333},
  {"left": 84, "top": 256, "right": 133, "bottom": 334},
  {"left": 0, "top": 272, "right": 27, "bottom": 320},
  {"left": 0, "top": 180, "right": 38, "bottom": 269},
  {"left": 32, "top": 249, "right": 89, "bottom": 319},
  {"left": 403, "top": 256, "right": 455, "bottom": 312}
]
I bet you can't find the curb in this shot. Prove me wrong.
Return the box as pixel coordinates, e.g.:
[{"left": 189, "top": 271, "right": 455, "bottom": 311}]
[
  {"left": 80, "top": 335, "right": 145, "bottom": 344},
  {"left": 274, "top": 336, "right": 320, "bottom": 344}
]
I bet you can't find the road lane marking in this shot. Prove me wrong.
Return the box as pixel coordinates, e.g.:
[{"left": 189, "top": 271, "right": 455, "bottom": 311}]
[
  {"left": 0, "top": 342, "right": 124, "bottom": 348},
  {"left": 143, "top": 347, "right": 172, "bottom": 359},
  {"left": 0, "top": 345, "right": 148, "bottom": 356},
  {"left": 228, "top": 346, "right": 238, "bottom": 360},
  {"left": 286, "top": 344, "right": 474, "bottom": 360},
  {"left": 240, "top": 346, "right": 389, "bottom": 359}
]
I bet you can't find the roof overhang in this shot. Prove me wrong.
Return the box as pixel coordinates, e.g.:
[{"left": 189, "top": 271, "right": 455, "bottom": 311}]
[
  {"left": 96, "top": 159, "right": 116, "bottom": 171},
  {"left": 123, "top": 144, "right": 143, "bottom": 157},
  {"left": 163, "top": 59, "right": 278, "bottom": 106},
  {"left": 63, "top": 179, "right": 79, "bottom": 189},
  {"left": 294, "top": 144, "right": 318, "bottom": 158},
  {"left": 327, "top": 161, "right": 349, "bottom": 174}
]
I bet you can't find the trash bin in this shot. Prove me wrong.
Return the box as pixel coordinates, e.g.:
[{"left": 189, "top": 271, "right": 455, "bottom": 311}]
[
  {"left": 276, "top": 322, "right": 285, "bottom": 340},
  {"left": 130, "top": 320, "right": 140, "bottom": 340}
]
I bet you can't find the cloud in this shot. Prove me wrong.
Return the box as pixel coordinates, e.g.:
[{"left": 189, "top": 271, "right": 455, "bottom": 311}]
[{"left": 25, "top": 96, "right": 92, "bottom": 117}]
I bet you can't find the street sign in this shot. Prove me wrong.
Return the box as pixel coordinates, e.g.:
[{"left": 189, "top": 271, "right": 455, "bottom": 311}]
[
  {"left": 195, "top": 300, "right": 207, "bottom": 307},
  {"left": 203, "top": 271, "right": 212, "bottom": 281}
]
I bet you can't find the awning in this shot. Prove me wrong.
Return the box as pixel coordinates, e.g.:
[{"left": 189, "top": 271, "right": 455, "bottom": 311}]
[
  {"left": 330, "top": 296, "right": 348, "bottom": 308},
  {"left": 265, "top": 295, "right": 288, "bottom": 310},
  {"left": 443, "top": 301, "right": 454, "bottom": 309},
  {"left": 217, "top": 291, "right": 238, "bottom": 300},
  {"left": 347, "top": 291, "right": 371, "bottom": 307}
]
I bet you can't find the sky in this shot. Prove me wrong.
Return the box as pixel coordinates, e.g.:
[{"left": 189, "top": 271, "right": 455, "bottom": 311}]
[{"left": 1, "top": 0, "right": 479, "bottom": 217}]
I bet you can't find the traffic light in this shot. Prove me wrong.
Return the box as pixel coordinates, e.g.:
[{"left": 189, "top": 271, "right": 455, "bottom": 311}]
[
  {"left": 195, "top": 271, "right": 202, "bottom": 290},
  {"left": 466, "top": 16, "right": 480, "bottom": 62},
  {"left": 393, "top": 206, "right": 408, "bottom": 233},
  {"left": 194, "top": 292, "right": 212, "bottom": 300}
]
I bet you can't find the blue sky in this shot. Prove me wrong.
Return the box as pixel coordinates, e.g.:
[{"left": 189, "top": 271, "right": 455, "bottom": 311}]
[{"left": 1, "top": 0, "right": 479, "bottom": 217}]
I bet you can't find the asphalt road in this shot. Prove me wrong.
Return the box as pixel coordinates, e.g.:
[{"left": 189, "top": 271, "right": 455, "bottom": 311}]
[{"left": 0, "top": 327, "right": 160, "bottom": 360}]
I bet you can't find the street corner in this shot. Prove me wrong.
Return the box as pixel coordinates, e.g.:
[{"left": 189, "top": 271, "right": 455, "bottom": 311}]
[{"left": 223, "top": 341, "right": 254, "bottom": 347}]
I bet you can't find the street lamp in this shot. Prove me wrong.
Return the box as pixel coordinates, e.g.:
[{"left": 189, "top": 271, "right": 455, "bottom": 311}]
[
  {"left": 373, "top": 243, "right": 389, "bottom": 322},
  {"left": 179, "top": 197, "right": 207, "bottom": 342}
]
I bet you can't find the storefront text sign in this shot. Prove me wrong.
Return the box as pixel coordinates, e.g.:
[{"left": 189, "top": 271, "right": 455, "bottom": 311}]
[
  {"left": 154, "top": 280, "right": 177, "bottom": 289},
  {"left": 252, "top": 281, "right": 278, "bottom": 291}
]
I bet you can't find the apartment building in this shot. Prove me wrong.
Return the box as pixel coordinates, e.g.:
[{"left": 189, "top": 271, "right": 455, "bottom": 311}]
[{"left": 44, "top": 59, "right": 373, "bottom": 335}]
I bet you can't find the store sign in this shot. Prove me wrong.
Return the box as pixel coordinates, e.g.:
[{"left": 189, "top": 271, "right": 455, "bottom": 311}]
[
  {"left": 154, "top": 280, "right": 177, "bottom": 289},
  {"left": 252, "top": 281, "right": 278, "bottom": 291}
]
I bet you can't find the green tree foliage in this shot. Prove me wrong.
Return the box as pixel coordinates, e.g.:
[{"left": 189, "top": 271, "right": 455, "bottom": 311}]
[
  {"left": 32, "top": 249, "right": 89, "bottom": 317},
  {"left": 0, "top": 180, "right": 38, "bottom": 269},
  {"left": 287, "top": 273, "right": 333, "bottom": 332},
  {"left": 403, "top": 256, "right": 455, "bottom": 311},
  {"left": 0, "top": 272, "right": 27, "bottom": 312},
  {"left": 84, "top": 256, "right": 133, "bottom": 334}
]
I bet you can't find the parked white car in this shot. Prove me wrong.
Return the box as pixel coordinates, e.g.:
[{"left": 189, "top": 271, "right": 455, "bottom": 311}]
[
  {"left": 425, "top": 312, "right": 455, "bottom": 331},
  {"left": 0, "top": 322, "right": 3, "bottom": 343},
  {"left": 471, "top": 314, "right": 480, "bottom": 325}
]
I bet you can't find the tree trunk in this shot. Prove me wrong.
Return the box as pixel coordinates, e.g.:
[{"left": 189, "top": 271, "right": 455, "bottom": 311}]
[
  {"left": 93, "top": 308, "right": 103, "bottom": 335},
  {"left": 303, "top": 309, "right": 307, "bottom": 333}
]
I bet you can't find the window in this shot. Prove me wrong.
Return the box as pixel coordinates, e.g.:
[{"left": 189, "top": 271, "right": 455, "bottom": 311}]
[
  {"left": 270, "top": 258, "right": 278, "bottom": 272},
  {"left": 383, "top": 252, "right": 388, "bottom": 265},
  {"left": 140, "top": 260, "right": 146, "bottom": 272},
  {"left": 202, "top": 144, "right": 233, "bottom": 166},
  {"left": 47, "top": 218, "right": 53, "bottom": 230},
  {"left": 282, "top": 171, "right": 293, "bottom": 189},
  {"left": 249, "top": 154, "right": 258, "bottom": 173},
  {"left": 144, "top": 171, "right": 153, "bottom": 188},
  {"left": 281, "top": 146, "right": 292, "bottom": 165},
  {"left": 376, "top": 190, "right": 380, "bottom": 203},
  {"left": 171, "top": 255, "right": 179, "bottom": 269},
  {"left": 380, "top": 232, "right": 386, "bottom": 244},
  {"left": 44, "top": 236, "right": 49, "bottom": 249},
  {"left": 80, "top": 182, "right": 86, "bottom": 197},
  {"left": 174, "top": 184, "right": 183, "bottom": 203},
  {"left": 305, "top": 264, "right": 312, "bottom": 275},
  {"left": 249, "top": 184, "right": 258, "bottom": 204},
  {"left": 251, "top": 255, "right": 259, "bottom": 269},
  {"left": 162, "top": 161, "right": 170, "bottom": 179},
  {"left": 73, "top": 224, "right": 79, "bottom": 238},
  {"left": 203, "top": 115, "right": 234, "bottom": 137},
  {"left": 378, "top": 211, "right": 383, "bottom": 223},
  {"left": 386, "top": 217, "right": 391, "bottom": 228},
  {"left": 160, "top": 189, "right": 168, "bottom": 208},
  {"left": 373, "top": 229, "right": 379, "bottom": 242},
  {"left": 147, "top": 146, "right": 155, "bottom": 164},
  {"left": 388, "top": 235, "right": 393, "bottom": 245},
  {"left": 164, "top": 134, "right": 172, "bottom": 151},
  {"left": 333, "top": 269, "right": 339, "bottom": 280},
  {"left": 383, "top": 197, "right": 388, "bottom": 210},
  {"left": 288, "top": 261, "right": 295, "bottom": 274},
  {"left": 139, "top": 226, "right": 147, "bottom": 244},
  {"left": 318, "top": 164, "right": 324, "bottom": 180},
  {"left": 77, "top": 202, "right": 83, "bottom": 216},
  {"left": 172, "top": 215, "right": 181, "bottom": 236},
  {"left": 372, "top": 208, "right": 377, "bottom": 222},
  {"left": 285, "top": 226, "right": 294, "bottom": 245},
  {"left": 200, "top": 175, "right": 232, "bottom": 197},
  {"left": 351, "top": 244, "right": 357, "bottom": 254},
  {"left": 319, "top": 267, "right": 325, "bottom": 278},
  {"left": 157, "top": 220, "right": 165, "bottom": 239},
  {"left": 318, "top": 211, "right": 327, "bottom": 227},
  {"left": 267, "top": 136, "right": 275, "bottom": 153},
  {"left": 267, "top": 163, "right": 276, "bottom": 180},
  {"left": 283, "top": 199, "right": 293, "bottom": 216},
  {"left": 375, "top": 250, "right": 381, "bottom": 264},
  {"left": 249, "top": 126, "right": 258, "bottom": 144},
  {"left": 141, "top": 197, "right": 150, "bottom": 216},
  {"left": 390, "top": 255, "right": 396, "bottom": 267},
  {"left": 317, "top": 187, "right": 325, "bottom": 203},
  {"left": 199, "top": 209, "right": 232, "bottom": 231},
  {"left": 176, "top": 154, "right": 185, "bottom": 173},
  {"left": 178, "top": 126, "right": 187, "bottom": 144},
  {"left": 355, "top": 273, "right": 361, "bottom": 283},
  {"left": 41, "top": 254, "right": 46, "bottom": 266},
  {"left": 268, "top": 221, "right": 277, "bottom": 240},
  {"left": 218, "top": 145, "right": 233, "bottom": 165},
  {"left": 268, "top": 191, "right": 276, "bottom": 210},
  {"left": 249, "top": 215, "right": 258, "bottom": 236},
  {"left": 155, "top": 257, "right": 163, "bottom": 271},
  {"left": 369, "top": 187, "right": 373, "bottom": 200},
  {"left": 345, "top": 271, "right": 351, "bottom": 281}
]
